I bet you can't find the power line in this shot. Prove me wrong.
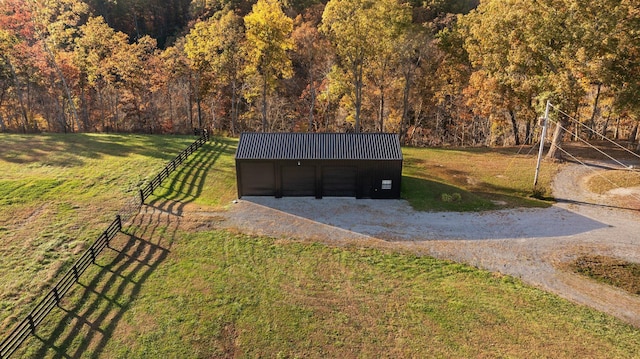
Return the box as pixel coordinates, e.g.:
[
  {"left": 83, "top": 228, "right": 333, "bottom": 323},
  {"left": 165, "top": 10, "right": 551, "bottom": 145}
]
[
  {"left": 542, "top": 103, "right": 640, "bottom": 206},
  {"left": 548, "top": 103, "right": 640, "bottom": 162},
  {"left": 546, "top": 112, "right": 639, "bottom": 170},
  {"left": 501, "top": 129, "right": 539, "bottom": 179},
  {"left": 552, "top": 143, "right": 640, "bottom": 205}
]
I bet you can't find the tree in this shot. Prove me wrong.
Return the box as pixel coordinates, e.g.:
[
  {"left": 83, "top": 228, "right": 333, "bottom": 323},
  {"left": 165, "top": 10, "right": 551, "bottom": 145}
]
[
  {"left": 32, "top": 0, "right": 89, "bottom": 50},
  {"left": 461, "top": 0, "right": 583, "bottom": 156},
  {"left": 157, "top": 43, "right": 193, "bottom": 132},
  {"left": 607, "top": 0, "right": 640, "bottom": 149},
  {"left": 74, "top": 16, "right": 132, "bottom": 131},
  {"left": 292, "top": 14, "right": 333, "bottom": 131},
  {"left": 215, "top": 11, "right": 246, "bottom": 134},
  {"left": 429, "top": 19, "right": 476, "bottom": 146},
  {"left": 367, "top": 0, "right": 412, "bottom": 133},
  {"left": 460, "top": 0, "right": 640, "bottom": 155},
  {"left": 243, "top": 0, "right": 294, "bottom": 132},
  {"left": 461, "top": 0, "right": 540, "bottom": 146},
  {"left": 390, "top": 23, "right": 434, "bottom": 143},
  {"left": 84, "top": 0, "right": 192, "bottom": 48},
  {"left": 365, "top": 0, "right": 412, "bottom": 132},
  {"left": 321, "top": 0, "right": 412, "bottom": 133},
  {"left": 184, "top": 10, "right": 245, "bottom": 134},
  {"left": 0, "top": 0, "right": 53, "bottom": 132},
  {"left": 320, "top": 0, "right": 373, "bottom": 132},
  {"left": 30, "top": 0, "right": 89, "bottom": 131},
  {"left": 113, "top": 35, "right": 158, "bottom": 132},
  {"left": 184, "top": 17, "right": 216, "bottom": 130}
]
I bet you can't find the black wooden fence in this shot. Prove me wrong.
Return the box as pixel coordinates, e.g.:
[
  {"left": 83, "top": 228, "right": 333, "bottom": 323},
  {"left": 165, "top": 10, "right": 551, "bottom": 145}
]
[
  {"left": 0, "top": 132, "right": 210, "bottom": 359},
  {"left": 0, "top": 216, "right": 121, "bottom": 359},
  {"left": 139, "top": 131, "right": 209, "bottom": 204}
]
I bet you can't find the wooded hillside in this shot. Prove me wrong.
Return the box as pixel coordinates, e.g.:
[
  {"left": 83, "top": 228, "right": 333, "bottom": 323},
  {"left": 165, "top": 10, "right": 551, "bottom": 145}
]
[{"left": 1, "top": 0, "right": 638, "bottom": 148}]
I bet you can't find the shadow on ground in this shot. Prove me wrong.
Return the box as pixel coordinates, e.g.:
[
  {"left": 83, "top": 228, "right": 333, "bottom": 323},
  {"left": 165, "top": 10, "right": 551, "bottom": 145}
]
[
  {"left": 10, "top": 138, "right": 231, "bottom": 358},
  {"left": 146, "top": 140, "right": 230, "bottom": 216},
  {"left": 21, "top": 206, "right": 179, "bottom": 358},
  {"left": 0, "top": 133, "right": 198, "bottom": 167},
  {"left": 229, "top": 197, "right": 609, "bottom": 241}
]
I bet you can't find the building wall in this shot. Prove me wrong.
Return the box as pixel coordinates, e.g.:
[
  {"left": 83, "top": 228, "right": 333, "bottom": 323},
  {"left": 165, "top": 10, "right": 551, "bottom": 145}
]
[{"left": 236, "top": 159, "right": 402, "bottom": 199}]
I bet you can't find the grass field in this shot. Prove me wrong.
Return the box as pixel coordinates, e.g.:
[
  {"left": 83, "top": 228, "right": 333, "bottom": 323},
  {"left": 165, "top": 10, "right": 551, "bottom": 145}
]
[
  {"left": 3, "top": 133, "right": 639, "bottom": 358},
  {"left": 0, "top": 134, "right": 198, "bottom": 332},
  {"left": 401, "top": 146, "right": 559, "bottom": 211},
  {"left": 18, "top": 229, "right": 640, "bottom": 358}
]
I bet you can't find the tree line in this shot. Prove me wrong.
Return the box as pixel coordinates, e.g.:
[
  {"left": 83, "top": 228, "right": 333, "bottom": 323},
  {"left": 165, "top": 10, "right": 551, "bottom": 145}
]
[{"left": 1, "top": 0, "right": 638, "bottom": 150}]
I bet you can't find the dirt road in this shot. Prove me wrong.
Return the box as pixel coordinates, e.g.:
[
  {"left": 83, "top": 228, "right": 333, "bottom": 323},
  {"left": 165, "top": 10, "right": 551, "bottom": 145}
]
[{"left": 218, "top": 162, "right": 640, "bottom": 327}]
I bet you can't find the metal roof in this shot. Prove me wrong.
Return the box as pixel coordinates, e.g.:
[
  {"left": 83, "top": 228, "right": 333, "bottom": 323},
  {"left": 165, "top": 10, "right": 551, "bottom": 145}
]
[{"left": 235, "top": 132, "right": 403, "bottom": 160}]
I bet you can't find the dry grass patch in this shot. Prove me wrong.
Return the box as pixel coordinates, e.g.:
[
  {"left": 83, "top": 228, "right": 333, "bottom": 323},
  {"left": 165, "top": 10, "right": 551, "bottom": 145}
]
[
  {"left": 571, "top": 255, "right": 640, "bottom": 295},
  {"left": 585, "top": 170, "right": 640, "bottom": 195}
]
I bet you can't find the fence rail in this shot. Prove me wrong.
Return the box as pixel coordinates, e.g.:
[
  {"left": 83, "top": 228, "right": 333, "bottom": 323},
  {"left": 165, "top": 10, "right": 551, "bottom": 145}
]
[
  {"left": 0, "top": 215, "right": 122, "bottom": 359},
  {"left": 0, "top": 132, "right": 210, "bottom": 359},
  {"left": 139, "top": 131, "right": 209, "bottom": 204}
]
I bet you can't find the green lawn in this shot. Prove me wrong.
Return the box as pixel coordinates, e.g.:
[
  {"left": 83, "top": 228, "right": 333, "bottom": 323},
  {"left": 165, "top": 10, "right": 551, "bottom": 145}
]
[
  {"left": 402, "top": 146, "right": 560, "bottom": 211},
  {"left": 17, "top": 228, "right": 640, "bottom": 358},
  {"left": 0, "top": 133, "right": 198, "bottom": 331},
  {"left": 3, "top": 134, "right": 639, "bottom": 358},
  {"left": 148, "top": 136, "right": 238, "bottom": 209}
]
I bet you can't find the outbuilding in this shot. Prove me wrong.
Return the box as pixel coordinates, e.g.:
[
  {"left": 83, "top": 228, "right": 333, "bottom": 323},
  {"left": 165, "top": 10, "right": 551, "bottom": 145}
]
[{"left": 235, "top": 132, "right": 403, "bottom": 199}]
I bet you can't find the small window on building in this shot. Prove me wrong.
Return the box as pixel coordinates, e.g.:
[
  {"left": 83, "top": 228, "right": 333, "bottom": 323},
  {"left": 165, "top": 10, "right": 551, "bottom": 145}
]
[{"left": 381, "top": 180, "right": 392, "bottom": 190}]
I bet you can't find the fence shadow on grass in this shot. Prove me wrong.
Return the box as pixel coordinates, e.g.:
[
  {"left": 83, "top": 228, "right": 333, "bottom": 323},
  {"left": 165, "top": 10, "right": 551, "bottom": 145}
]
[
  {"left": 0, "top": 134, "right": 212, "bottom": 358},
  {"left": 25, "top": 206, "right": 180, "bottom": 358},
  {"left": 146, "top": 140, "right": 229, "bottom": 216}
]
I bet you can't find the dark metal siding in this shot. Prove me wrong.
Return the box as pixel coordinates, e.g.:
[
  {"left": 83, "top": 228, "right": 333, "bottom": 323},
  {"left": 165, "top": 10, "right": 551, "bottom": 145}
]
[
  {"left": 360, "top": 160, "right": 403, "bottom": 199},
  {"left": 235, "top": 133, "right": 402, "bottom": 199},
  {"left": 237, "top": 162, "right": 275, "bottom": 196},
  {"left": 282, "top": 166, "right": 316, "bottom": 196},
  {"left": 322, "top": 166, "right": 357, "bottom": 197},
  {"left": 235, "top": 133, "right": 403, "bottom": 160}
]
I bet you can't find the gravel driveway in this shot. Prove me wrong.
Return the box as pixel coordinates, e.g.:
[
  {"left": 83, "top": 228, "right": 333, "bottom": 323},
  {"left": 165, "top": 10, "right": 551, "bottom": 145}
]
[{"left": 218, "top": 162, "right": 640, "bottom": 327}]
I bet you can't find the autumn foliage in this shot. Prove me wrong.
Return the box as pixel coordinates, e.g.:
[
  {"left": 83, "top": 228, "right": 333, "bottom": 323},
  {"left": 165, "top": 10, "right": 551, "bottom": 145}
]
[{"left": 0, "top": 0, "right": 638, "bottom": 148}]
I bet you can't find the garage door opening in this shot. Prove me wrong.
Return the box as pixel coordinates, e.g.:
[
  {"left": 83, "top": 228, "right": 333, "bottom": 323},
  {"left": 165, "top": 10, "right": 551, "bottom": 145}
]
[
  {"left": 282, "top": 166, "right": 316, "bottom": 196},
  {"left": 323, "top": 166, "right": 357, "bottom": 197}
]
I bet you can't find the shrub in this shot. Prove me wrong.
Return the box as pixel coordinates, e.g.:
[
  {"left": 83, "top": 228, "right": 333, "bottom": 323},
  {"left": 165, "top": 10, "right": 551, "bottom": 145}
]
[
  {"left": 441, "top": 193, "right": 462, "bottom": 203},
  {"left": 531, "top": 186, "right": 547, "bottom": 200}
]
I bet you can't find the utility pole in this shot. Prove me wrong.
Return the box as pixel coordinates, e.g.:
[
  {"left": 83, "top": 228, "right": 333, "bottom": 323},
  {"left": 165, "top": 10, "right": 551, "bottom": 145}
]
[{"left": 534, "top": 101, "right": 551, "bottom": 187}]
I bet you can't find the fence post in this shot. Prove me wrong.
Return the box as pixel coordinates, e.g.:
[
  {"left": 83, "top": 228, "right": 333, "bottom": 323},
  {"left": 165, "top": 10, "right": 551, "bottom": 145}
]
[
  {"left": 27, "top": 315, "right": 35, "bottom": 334},
  {"left": 53, "top": 288, "right": 60, "bottom": 305},
  {"left": 0, "top": 133, "right": 217, "bottom": 359}
]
